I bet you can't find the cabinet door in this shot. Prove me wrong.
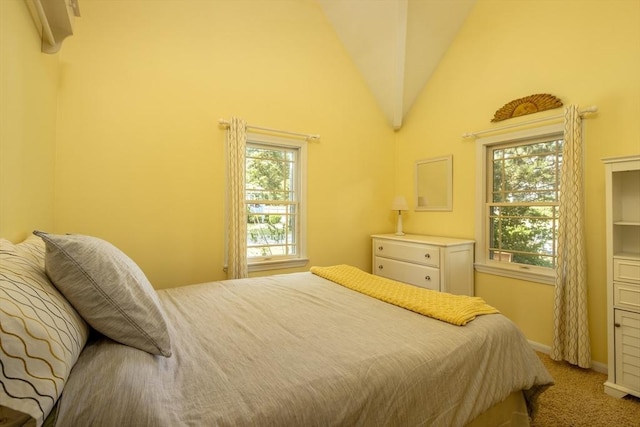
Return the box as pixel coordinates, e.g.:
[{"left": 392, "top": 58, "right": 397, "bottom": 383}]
[
  {"left": 374, "top": 257, "right": 440, "bottom": 291},
  {"left": 614, "top": 310, "right": 640, "bottom": 393}
]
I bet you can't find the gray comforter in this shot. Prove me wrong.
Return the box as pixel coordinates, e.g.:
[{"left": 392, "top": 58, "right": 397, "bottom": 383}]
[{"left": 53, "top": 272, "right": 552, "bottom": 426}]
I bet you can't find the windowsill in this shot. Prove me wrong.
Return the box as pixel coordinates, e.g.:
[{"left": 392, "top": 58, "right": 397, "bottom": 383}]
[
  {"left": 248, "top": 258, "right": 309, "bottom": 272},
  {"left": 474, "top": 263, "right": 555, "bottom": 286}
]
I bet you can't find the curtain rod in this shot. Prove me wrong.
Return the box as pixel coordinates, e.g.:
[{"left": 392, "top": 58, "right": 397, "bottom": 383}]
[
  {"left": 218, "top": 119, "right": 320, "bottom": 142},
  {"left": 462, "top": 106, "right": 598, "bottom": 139}
]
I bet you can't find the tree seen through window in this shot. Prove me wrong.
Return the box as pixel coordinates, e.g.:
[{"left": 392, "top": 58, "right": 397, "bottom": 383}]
[
  {"left": 245, "top": 144, "right": 298, "bottom": 259},
  {"left": 489, "top": 138, "right": 563, "bottom": 268}
]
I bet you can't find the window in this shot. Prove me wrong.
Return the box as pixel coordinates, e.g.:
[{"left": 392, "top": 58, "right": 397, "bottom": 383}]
[
  {"left": 245, "top": 134, "right": 307, "bottom": 271},
  {"left": 475, "top": 124, "right": 564, "bottom": 284}
]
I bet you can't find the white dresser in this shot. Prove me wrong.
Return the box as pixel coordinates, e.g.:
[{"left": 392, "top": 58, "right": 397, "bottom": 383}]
[
  {"left": 371, "top": 234, "right": 475, "bottom": 296},
  {"left": 603, "top": 156, "right": 640, "bottom": 399}
]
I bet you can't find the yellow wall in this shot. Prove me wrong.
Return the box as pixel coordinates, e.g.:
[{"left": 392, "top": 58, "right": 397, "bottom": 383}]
[
  {"left": 395, "top": 0, "right": 640, "bottom": 365},
  {"left": 53, "top": 0, "right": 395, "bottom": 288},
  {"left": 0, "top": 0, "right": 58, "bottom": 241},
  {"left": 4, "top": 0, "right": 638, "bottom": 366}
]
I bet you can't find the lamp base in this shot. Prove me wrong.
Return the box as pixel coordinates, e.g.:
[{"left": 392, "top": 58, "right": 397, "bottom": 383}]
[{"left": 395, "top": 211, "right": 405, "bottom": 236}]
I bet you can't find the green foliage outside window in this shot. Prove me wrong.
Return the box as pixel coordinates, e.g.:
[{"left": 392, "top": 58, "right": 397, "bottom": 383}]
[
  {"left": 489, "top": 139, "right": 562, "bottom": 268},
  {"left": 245, "top": 145, "right": 297, "bottom": 258}
]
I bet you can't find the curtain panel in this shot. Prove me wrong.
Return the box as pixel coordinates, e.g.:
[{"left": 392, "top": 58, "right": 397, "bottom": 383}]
[
  {"left": 551, "top": 105, "right": 591, "bottom": 368},
  {"left": 225, "top": 117, "right": 248, "bottom": 279}
]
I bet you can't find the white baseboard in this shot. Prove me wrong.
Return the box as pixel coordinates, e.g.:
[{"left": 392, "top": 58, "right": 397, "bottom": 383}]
[
  {"left": 528, "top": 340, "right": 551, "bottom": 354},
  {"left": 528, "top": 340, "right": 608, "bottom": 374}
]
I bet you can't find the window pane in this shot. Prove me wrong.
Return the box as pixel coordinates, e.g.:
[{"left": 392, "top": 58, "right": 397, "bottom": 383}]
[
  {"left": 488, "top": 206, "right": 558, "bottom": 266},
  {"left": 492, "top": 160, "right": 504, "bottom": 197},
  {"left": 492, "top": 205, "right": 555, "bottom": 218},
  {"left": 246, "top": 143, "right": 299, "bottom": 260},
  {"left": 489, "top": 249, "right": 554, "bottom": 268},
  {"left": 488, "top": 136, "right": 561, "bottom": 269},
  {"left": 247, "top": 204, "right": 297, "bottom": 256},
  {"left": 246, "top": 147, "right": 295, "bottom": 201},
  {"left": 491, "top": 139, "right": 562, "bottom": 205}
]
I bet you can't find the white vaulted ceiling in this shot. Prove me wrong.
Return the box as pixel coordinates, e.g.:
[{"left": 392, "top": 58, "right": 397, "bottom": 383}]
[{"left": 317, "top": 0, "right": 476, "bottom": 129}]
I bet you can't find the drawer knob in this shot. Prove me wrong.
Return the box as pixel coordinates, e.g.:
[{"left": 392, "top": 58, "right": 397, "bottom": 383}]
[
  {"left": 378, "top": 265, "right": 383, "bottom": 270},
  {"left": 378, "top": 246, "right": 384, "bottom": 251},
  {"left": 614, "top": 323, "right": 621, "bottom": 328},
  {"left": 425, "top": 253, "right": 431, "bottom": 259},
  {"left": 425, "top": 275, "right": 431, "bottom": 281}
]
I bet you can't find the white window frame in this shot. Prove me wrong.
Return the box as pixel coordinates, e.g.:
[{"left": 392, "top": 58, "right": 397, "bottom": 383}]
[
  {"left": 245, "top": 132, "right": 308, "bottom": 272},
  {"left": 474, "top": 123, "right": 563, "bottom": 285}
]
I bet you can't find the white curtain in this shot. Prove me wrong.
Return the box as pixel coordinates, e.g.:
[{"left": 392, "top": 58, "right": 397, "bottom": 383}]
[
  {"left": 225, "top": 117, "right": 248, "bottom": 279},
  {"left": 551, "top": 105, "right": 591, "bottom": 368}
]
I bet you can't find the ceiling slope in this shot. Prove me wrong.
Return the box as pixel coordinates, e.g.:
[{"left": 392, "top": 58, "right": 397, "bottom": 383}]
[{"left": 318, "top": 0, "right": 476, "bottom": 129}]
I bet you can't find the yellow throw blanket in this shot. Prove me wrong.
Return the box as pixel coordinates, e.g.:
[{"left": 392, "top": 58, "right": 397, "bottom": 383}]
[{"left": 310, "top": 264, "right": 499, "bottom": 326}]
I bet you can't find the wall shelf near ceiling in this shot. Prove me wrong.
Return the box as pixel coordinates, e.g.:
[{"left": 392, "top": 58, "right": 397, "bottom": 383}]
[{"left": 25, "top": 0, "right": 80, "bottom": 54}]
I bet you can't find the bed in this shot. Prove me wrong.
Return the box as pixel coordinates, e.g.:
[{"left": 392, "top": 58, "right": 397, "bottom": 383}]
[{"left": 0, "top": 232, "right": 553, "bottom": 427}]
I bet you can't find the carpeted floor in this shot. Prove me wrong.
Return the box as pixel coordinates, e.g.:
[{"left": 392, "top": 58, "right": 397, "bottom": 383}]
[{"left": 531, "top": 352, "right": 640, "bottom": 427}]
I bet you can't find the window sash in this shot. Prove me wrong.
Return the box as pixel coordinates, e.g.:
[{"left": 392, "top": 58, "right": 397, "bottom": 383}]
[
  {"left": 247, "top": 200, "right": 298, "bottom": 259},
  {"left": 486, "top": 138, "right": 562, "bottom": 270},
  {"left": 486, "top": 202, "right": 559, "bottom": 267},
  {"left": 245, "top": 139, "right": 303, "bottom": 265},
  {"left": 474, "top": 123, "right": 564, "bottom": 285}
]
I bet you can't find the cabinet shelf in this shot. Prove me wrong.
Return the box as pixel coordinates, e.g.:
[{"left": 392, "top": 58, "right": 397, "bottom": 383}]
[{"left": 613, "top": 252, "right": 640, "bottom": 261}]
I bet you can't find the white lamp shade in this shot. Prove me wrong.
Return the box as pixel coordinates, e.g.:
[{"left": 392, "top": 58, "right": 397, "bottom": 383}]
[{"left": 391, "top": 195, "right": 408, "bottom": 211}]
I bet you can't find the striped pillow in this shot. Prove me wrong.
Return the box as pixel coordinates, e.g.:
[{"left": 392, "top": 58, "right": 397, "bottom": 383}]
[{"left": 0, "top": 236, "right": 89, "bottom": 427}]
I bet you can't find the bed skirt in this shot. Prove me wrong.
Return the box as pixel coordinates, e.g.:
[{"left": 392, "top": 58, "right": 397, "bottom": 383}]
[{"left": 467, "top": 391, "right": 530, "bottom": 427}]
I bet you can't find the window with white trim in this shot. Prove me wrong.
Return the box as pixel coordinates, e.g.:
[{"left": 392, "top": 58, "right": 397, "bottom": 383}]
[
  {"left": 475, "top": 124, "right": 564, "bottom": 285},
  {"left": 245, "top": 134, "right": 307, "bottom": 271}
]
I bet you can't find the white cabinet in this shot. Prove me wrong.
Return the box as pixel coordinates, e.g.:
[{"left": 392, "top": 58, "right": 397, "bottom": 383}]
[
  {"left": 603, "top": 155, "right": 640, "bottom": 399},
  {"left": 371, "top": 234, "right": 474, "bottom": 296}
]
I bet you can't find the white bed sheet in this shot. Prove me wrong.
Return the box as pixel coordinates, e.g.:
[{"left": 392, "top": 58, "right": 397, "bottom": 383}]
[{"left": 53, "top": 272, "right": 552, "bottom": 426}]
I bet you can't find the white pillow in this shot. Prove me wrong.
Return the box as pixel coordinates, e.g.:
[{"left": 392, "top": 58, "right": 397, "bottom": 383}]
[
  {"left": 0, "top": 235, "right": 89, "bottom": 426},
  {"left": 33, "top": 231, "right": 172, "bottom": 357}
]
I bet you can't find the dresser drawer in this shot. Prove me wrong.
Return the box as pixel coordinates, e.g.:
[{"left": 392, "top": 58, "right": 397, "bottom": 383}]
[
  {"left": 374, "top": 257, "right": 440, "bottom": 291},
  {"left": 373, "top": 239, "right": 440, "bottom": 268},
  {"left": 614, "top": 258, "right": 640, "bottom": 284},
  {"left": 614, "top": 282, "right": 640, "bottom": 312}
]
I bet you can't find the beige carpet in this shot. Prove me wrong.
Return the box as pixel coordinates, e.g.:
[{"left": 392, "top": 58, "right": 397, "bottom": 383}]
[{"left": 531, "top": 352, "right": 640, "bottom": 427}]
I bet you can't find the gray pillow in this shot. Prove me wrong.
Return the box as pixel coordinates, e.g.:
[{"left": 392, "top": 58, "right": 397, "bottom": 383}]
[{"left": 33, "top": 231, "right": 172, "bottom": 357}]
